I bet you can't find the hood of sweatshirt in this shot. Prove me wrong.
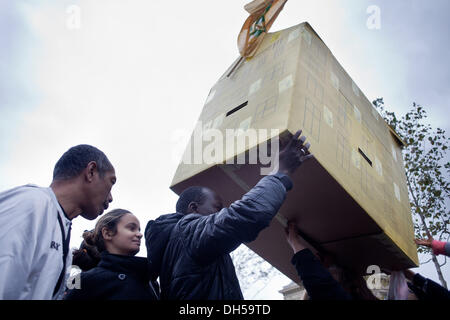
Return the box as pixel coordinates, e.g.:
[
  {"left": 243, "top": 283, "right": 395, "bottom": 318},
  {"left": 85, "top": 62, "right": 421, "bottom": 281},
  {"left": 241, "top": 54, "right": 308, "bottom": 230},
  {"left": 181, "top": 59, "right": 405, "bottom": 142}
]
[{"left": 145, "top": 213, "right": 183, "bottom": 281}]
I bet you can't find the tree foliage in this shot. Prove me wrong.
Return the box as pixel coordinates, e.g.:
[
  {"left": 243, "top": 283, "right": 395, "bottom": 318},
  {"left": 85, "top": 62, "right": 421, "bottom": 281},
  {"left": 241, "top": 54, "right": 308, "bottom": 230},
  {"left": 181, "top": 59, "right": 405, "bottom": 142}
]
[
  {"left": 373, "top": 98, "right": 449, "bottom": 287},
  {"left": 230, "top": 244, "right": 281, "bottom": 298}
]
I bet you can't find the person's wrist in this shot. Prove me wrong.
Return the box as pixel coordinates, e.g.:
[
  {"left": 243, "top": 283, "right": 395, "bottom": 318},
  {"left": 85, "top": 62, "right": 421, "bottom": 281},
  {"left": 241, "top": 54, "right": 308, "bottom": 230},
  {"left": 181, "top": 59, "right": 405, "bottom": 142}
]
[
  {"left": 273, "top": 171, "right": 293, "bottom": 191},
  {"left": 292, "top": 242, "right": 306, "bottom": 253},
  {"left": 431, "top": 240, "right": 446, "bottom": 255},
  {"left": 277, "top": 166, "right": 290, "bottom": 176}
]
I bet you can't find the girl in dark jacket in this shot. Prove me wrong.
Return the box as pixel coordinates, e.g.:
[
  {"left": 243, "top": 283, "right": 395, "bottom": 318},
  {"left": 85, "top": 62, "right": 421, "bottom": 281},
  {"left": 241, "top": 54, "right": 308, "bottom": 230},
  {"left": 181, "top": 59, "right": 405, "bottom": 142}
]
[{"left": 65, "top": 209, "right": 159, "bottom": 300}]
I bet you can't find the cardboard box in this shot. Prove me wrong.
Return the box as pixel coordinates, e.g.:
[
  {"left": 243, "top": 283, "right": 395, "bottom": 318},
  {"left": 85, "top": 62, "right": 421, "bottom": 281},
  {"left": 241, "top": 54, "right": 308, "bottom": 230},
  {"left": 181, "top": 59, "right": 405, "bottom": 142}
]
[{"left": 170, "top": 22, "right": 418, "bottom": 281}]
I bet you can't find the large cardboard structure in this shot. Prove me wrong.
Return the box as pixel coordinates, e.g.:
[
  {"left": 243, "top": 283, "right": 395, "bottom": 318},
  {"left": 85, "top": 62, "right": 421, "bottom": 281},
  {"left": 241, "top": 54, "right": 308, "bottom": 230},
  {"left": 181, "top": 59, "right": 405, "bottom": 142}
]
[{"left": 170, "top": 22, "right": 418, "bottom": 282}]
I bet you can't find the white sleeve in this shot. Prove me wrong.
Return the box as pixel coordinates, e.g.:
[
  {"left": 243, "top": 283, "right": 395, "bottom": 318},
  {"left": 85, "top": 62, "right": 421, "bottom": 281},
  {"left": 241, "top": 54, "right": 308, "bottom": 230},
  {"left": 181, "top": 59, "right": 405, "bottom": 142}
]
[{"left": 0, "top": 187, "right": 48, "bottom": 299}]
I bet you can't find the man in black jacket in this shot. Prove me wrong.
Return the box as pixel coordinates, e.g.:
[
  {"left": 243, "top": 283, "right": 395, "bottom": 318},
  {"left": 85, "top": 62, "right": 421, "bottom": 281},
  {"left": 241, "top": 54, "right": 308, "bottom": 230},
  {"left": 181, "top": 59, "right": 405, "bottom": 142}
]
[
  {"left": 145, "top": 130, "right": 312, "bottom": 300},
  {"left": 403, "top": 269, "right": 450, "bottom": 300}
]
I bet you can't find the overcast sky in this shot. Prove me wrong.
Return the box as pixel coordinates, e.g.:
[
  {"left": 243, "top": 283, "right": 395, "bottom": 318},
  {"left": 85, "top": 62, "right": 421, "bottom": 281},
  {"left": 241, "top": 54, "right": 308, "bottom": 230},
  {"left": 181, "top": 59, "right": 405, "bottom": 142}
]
[{"left": 1, "top": 0, "right": 449, "bottom": 299}]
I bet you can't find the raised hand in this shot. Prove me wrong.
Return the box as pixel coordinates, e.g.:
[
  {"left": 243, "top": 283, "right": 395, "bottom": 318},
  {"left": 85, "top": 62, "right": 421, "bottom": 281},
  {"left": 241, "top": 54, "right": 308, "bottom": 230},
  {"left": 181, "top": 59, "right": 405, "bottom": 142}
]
[
  {"left": 278, "top": 130, "right": 313, "bottom": 176},
  {"left": 414, "top": 238, "right": 433, "bottom": 248},
  {"left": 285, "top": 221, "right": 307, "bottom": 254}
]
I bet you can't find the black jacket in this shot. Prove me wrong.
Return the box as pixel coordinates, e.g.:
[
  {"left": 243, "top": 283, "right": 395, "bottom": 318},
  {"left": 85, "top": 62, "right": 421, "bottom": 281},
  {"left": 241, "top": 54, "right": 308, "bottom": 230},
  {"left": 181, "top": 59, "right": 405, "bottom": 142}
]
[
  {"left": 64, "top": 252, "right": 159, "bottom": 300},
  {"left": 407, "top": 273, "right": 450, "bottom": 300},
  {"left": 291, "top": 249, "right": 352, "bottom": 300},
  {"left": 145, "top": 174, "right": 291, "bottom": 300}
]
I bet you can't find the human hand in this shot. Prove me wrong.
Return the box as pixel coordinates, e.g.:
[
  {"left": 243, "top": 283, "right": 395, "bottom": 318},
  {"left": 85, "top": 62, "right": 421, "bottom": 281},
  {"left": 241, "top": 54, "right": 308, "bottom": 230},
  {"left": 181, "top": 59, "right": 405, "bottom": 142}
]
[
  {"left": 278, "top": 130, "right": 313, "bottom": 176},
  {"left": 414, "top": 238, "right": 433, "bottom": 248},
  {"left": 285, "top": 221, "right": 307, "bottom": 254},
  {"left": 403, "top": 269, "right": 415, "bottom": 281}
]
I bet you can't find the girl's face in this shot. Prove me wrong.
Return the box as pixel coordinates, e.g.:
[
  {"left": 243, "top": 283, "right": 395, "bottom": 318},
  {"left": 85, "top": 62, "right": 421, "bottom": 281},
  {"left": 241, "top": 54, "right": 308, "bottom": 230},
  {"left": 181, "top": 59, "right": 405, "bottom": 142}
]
[{"left": 103, "top": 213, "right": 142, "bottom": 256}]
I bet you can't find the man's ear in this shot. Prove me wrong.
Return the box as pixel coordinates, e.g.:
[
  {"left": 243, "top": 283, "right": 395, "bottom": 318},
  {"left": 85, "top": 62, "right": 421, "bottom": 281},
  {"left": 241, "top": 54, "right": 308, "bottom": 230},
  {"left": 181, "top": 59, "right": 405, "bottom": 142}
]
[
  {"left": 85, "top": 161, "right": 98, "bottom": 182},
  {"left": 187, "top": 202, "right": 198, "bottom": 213},
  {"left": 102, "top": 227, "right": 113, "bottom": 241}
]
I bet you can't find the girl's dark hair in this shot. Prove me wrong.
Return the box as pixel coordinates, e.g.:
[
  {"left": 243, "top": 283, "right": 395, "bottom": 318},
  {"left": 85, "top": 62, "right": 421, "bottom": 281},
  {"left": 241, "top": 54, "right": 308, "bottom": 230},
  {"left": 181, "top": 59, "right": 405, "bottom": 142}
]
[{"left": 72, "top": 209, "right": 131, "bottom": 271}]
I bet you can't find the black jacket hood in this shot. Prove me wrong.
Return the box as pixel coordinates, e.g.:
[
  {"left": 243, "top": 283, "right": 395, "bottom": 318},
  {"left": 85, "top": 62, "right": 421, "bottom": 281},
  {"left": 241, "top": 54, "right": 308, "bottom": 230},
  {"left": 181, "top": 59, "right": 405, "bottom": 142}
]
[{"left": 145, "top": 213, "right": 183, "bottom": 281}]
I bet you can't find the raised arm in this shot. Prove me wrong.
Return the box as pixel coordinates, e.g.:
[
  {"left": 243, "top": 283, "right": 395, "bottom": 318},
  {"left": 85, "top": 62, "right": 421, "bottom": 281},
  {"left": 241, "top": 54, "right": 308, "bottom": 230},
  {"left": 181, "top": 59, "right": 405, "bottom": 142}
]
[
  {"left": 286, "top": 222, "right": 352, "bottom": 300},
  {"left": 181, "top": 130, "right": 313, "bottom": 264},
  {"left": 415, "top": 238, "right": 450, "bottom": 257}
]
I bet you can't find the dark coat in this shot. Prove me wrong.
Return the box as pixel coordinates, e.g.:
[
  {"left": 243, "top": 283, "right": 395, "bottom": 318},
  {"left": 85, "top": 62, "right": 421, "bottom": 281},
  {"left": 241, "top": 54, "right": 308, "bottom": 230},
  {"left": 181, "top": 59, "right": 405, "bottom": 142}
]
[
  {"left": 145, "top": 174, "right": 291, "bottom": 300},
  {"left": 64, "top": 252, "right": 159, "bottom": 300},
  {"left": 291, "top": 248, "right": 352, "bottom": 300},
  {"left": 408, "top": 273, "right": 450, "bottom": 300}
]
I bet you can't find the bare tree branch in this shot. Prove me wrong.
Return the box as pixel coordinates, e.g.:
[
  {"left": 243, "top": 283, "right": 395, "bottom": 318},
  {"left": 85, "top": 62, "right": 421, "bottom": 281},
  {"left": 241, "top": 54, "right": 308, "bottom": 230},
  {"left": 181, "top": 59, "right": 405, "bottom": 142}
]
[{"left": 420, "top": 258, "right": 433, "bottom": 265}]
